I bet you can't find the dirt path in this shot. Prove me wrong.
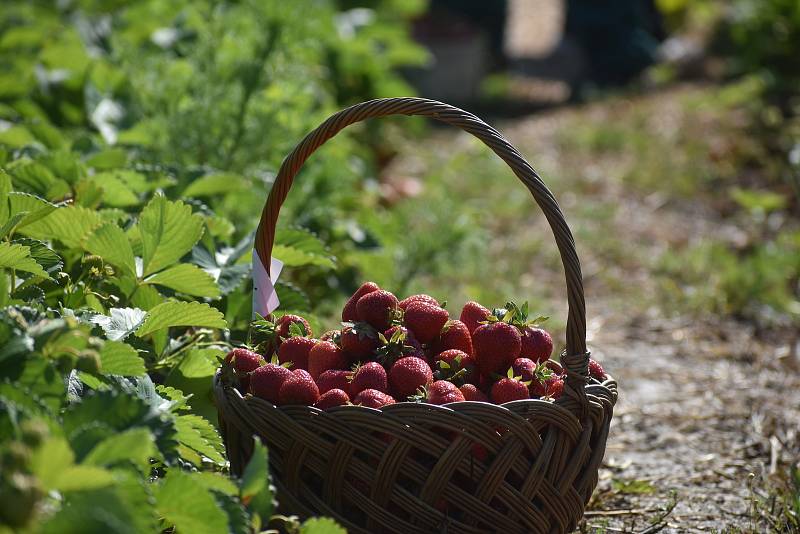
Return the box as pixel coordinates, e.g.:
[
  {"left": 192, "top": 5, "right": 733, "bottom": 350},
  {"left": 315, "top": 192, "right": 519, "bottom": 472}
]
[
  {"left": 498, "top": 94, "right": 800, "bottom": 533},
  {"left": 389, "top": 83, "right": 800, "bottom": 531}
]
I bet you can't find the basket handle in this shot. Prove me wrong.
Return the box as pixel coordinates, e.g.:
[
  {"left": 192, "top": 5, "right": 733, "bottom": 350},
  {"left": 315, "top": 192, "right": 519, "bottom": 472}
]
[{"left": 255, "top": 98, "right": 589, "bottom": 387}]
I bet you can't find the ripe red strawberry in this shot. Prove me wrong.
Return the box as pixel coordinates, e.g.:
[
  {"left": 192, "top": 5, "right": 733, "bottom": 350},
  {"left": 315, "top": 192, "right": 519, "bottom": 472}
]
[
  {"left": 404, "top": 301, "right": 449, "bottom": 344},
  {"left": 588, "top": 358, "right": 607, "bottom": 380},
  {"left": 398, "top": 294, "right": 439, "bottom": 311},
  {"left": 315, "top": 388, "right": 350, "bottom": 410},
  {"left": 491, "top": 377, "right": 530, "bottom": 404},
  {"left": 226, "top": 347, "right": 262, "bottom": 370},
  {"left": 434, "top": 320, "right": 474, "bottom": 356},
  {"left": 473, "top": 322, "right": 521, "bottom": 377},
  {"left": 460, "top": 301, "right": 490, "bottom": 334},
  {"left": 278, "top": 369, "right": 320, "bottom": 405},
  {"left": 356, "top": 289, "right": 399, "bottom": 330},
  {"left": 308, "top": 341, "right": 346, "bottom": 380},
  {"left": 531, "top": 376, "right": 564, "bottom": 399},
  {"left": 277, "top": 336, "right": 317, "bottom": 371},
  {"left": 459, "top": 383, "right": 489, "bottom": 402},
  {"left": 426, "top": 380, "right": 465, "bottom": 405},
  {"left": 340, "top": 322, "right": 380, "bottom": 362},
  {"left": 249, "top": 363, "right": 292, "bottom": 404},
  {"left": 316, "top": 369, "right": 352, "bottom": 395},
  {"left": 349, "top": 362, "right": 388, "bottom": 396},
  {"left": 435, "top": 349, "right": 477, "bottom": 385},
  {"left": 388, "top": 356, "right": 433, "bottom": 400},
  {"left": 342, "top": 282, "right": 380, "bottom": 322},
  {"left": 226, "top": 348, "right": 263, "bottom": 391},
  {"left": 354, "top": 389, "right": 396, "bottom": 408},
  {"left": 520, "top": 327, "right": 553, "bottom": 363},
  {"left": 511, "top": 357, "right": 537, "bottom": 382}
]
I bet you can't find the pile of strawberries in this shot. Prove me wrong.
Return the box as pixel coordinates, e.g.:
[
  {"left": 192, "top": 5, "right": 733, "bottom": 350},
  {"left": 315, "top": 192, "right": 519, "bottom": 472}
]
[{"left": 223, "top": 282, "right": 608, "bottom": 410}]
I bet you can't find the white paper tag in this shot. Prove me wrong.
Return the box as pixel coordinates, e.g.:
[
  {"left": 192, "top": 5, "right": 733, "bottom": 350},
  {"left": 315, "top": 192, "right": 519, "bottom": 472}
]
[{"left": 252, "top": 250, "right": 283, "bottom": 318}]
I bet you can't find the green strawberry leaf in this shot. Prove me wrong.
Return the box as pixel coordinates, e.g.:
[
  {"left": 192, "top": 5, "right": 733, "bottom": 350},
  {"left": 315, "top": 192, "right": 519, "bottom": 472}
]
[
  {"left": 183, "top": 172, "right": 249, "bottom": 197},
  {"left": 155, "top": 471, "right": 230, "bottom": 534},
  {"left": 0, "top": 241, "right": 50, "bottom": 278},
  {"left": 99, "top": 340, "right": 146, "bottom": 376},
  {"left": 29, "top": 436, "right": 115, "bottom": 492},
  {"left": 138, "top": 194, "right": 204, "bottom": 276},
  {"left": 135, "top": 301, "right": 227, "bottom": 337},
  {"left": 90, "top": 307, "right": 147, "bottom": 341},
  {"left": 6, "top": 192, "right": 58, "bottom": 230},
  {"left": 240, "top": 438, "right": 273, "bottom": 522},
  {"left": 175, "top": 414, "right": 225, "bottom": 465},
  {"left": 143, "top": 263, "right": 221, "bottom": 298},
  {"left": 0, "top": 211, "right": 26, "bottom": 238},
  {"left": 14, "top": 238, "right": 62, "bottom": 274},
  {"left": 86, "top": 171, "right": 139, "bottom": 207},
  {"left": 82, "top": 427, "right": 158, "bottom": 472},
  {"left": 21, "top": 204, "right": 103, "bottom": 248},
  {"left": 84, "top": 222, "right": 137, "bottom": 276}
]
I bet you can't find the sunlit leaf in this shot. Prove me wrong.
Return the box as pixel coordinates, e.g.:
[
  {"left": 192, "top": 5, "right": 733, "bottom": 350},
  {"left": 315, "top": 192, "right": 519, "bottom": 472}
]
[
  {"left": 100, "top": 340, "right": 146, "bottom": 376},
  {"left": 155, "top": 471, "right": 229, "bottom": 534},
  {"left": 85, "top": 222, "right": 137, "bottom": 276},
  {"left": 135, "top": 301, "right": 226, "bottom": 337},
  {"left": 0, "top": 241, "right": 50, "bottom": 278},
  {"left": 143, "top": 263, "right": 220, "bottom": 298}
]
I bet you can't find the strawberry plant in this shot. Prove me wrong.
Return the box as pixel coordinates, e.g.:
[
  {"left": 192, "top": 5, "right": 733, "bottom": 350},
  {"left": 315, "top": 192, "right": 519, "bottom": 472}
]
[{"left": 0, "top": 0, "right": 425, "bottom": 531}]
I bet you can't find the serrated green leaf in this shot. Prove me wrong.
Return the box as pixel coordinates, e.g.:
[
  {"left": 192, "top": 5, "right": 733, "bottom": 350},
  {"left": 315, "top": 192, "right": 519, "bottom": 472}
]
[
  {"left": 30, "top": 436, "right": 115, "bottom": 492},
  {"left": 272, "top": 244, "right": 335, "bottom": 268},
  {"left": 84, "top": 148, "right": 128, "bottom": 169},
  {"left": 175, "top": 414, "right": 225, "bottom": 465},
  {"left": 0, "top": 241, "right": 50, "bottom": 278},
  {"left": 144, "top": 263, "right": 220, "bottom": 298},
  {"left": 272, "top": 227, "right": 335, "bottom": 269},
  {"left": 21, "top": 205, "right": 103, "bottom": 248},
  {"left": 100, "top": 340, "right": 145, "bottom": 376},
  {"left": 155, "top": 471, "right": 229, "bottom": 534},
  {"left": 213, "top": 489, "right": 251, "bottom": 534},
  {"left": 183, "top": 173, "right": 248, "bottom": 197},
  {"left": 0, "top": 211, "right": 26, "bottom": 238},
  {"left": 83, "top": 427, "right": 157, "bottom": 471},
  {"left": 155, "top": 385, "right": 191, "bottom": 411},
  {"left": 90, "top": 308, "right": 147, "bottom": 341},
  {"left": 241, "top": 439, "right": 273, "bottom": 521},
  {"left": 164, "top": 348, "right": 220, "bottom": 423},
  {"left": 87, "top": 171, "right": 139, "bottom": 207},
  {"left": 194, "top": 472, "right": 239, "bottom": 496},
  {"left": 136, "top": 301, "right": 226, "bottom": 337},
  {"left": 63, "top": 389, "right": 178, "bottom": 462},
  {"left": 7, "top": 159, "right": 56, "bottom": 196},
  {"left": 85, "top": 222, "right": 136, "bottom": 276},
  {"left": 15, "top": 238, "right": 62, "bottom": 274},
  {"left": 41, "top": 470, "right": 158, "bottom": 534},
  {"left": 300, "top": 517, "right": 347, "bottom": 534},
  {"left": 138, "top": 195, "right": 204, "bottom": 276},
  {"left": 7, "top": 192, "right": 58, "bottom": 229}
]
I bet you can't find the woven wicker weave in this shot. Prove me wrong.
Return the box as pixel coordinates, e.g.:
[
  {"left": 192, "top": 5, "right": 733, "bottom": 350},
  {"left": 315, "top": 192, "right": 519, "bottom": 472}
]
[{"left": 214, "top": 97, "right": 618, "bottom": 534}]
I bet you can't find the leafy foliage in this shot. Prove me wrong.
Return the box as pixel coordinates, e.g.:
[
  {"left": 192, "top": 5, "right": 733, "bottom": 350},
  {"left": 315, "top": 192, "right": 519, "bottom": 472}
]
[{"left": 0, "top": 0, "right": 424, "bottom": 530}]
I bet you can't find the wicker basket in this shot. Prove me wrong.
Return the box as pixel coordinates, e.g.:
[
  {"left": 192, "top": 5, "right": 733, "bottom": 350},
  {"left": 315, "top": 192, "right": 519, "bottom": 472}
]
[{"left": 214, "top": 97, "right": 618, "bottom": 534}]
